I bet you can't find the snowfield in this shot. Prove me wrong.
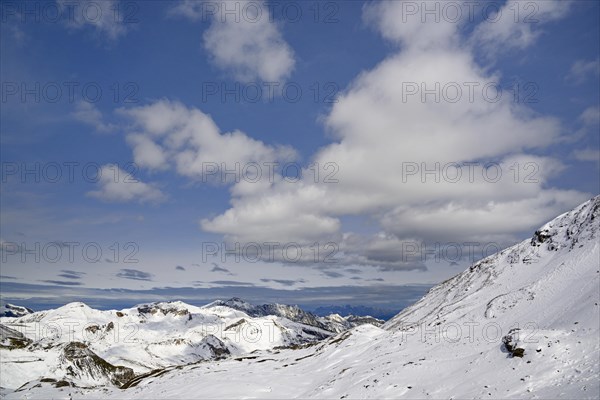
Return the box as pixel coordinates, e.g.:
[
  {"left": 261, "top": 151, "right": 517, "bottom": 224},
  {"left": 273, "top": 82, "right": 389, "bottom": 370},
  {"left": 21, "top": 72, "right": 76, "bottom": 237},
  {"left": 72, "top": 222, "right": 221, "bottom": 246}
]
[
  {"left": 1, "top": 195, "right": 599, "bottom": 399},
  {"left": 0, "top": 296, "right": 380, "bottom": 392}
]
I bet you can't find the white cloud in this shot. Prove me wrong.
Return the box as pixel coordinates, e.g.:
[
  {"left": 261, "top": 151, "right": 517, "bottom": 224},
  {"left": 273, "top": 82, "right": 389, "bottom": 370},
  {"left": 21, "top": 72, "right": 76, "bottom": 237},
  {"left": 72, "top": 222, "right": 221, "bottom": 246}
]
[
  {"left": 169, "top": 0, "right": 205, "bottom": 20},
  {"left": 471, "top": 0, "right": 572, "bottom": 55},
  {"left": 380, "top": 189, "right": 587, "bottom": 243},
  {"left": 363, "top": 1, "right": 459, "bottom": 50},
  {"left": 201, "top": 180, "right": 341, "bottom": 244},
  {"left": 56, "top": 0, "right": 129, "bottom": 40},
  {"left": 72, "top": 101, "right": 115, "bottom": 133},
  {"left": 118, "top": 99, "right": 297, "bottom": 181},
  {"left": 126, "top": 134, "right": 169, "bottom": 170},
  {"left": 172, "top": 0, "right": 295, "bottom": 82},
  {"left": 567, "top": 58, "right": 600, "bottom": 84},
  {"left": 87, "top": 164, "right": 166, "bottom": 204},
  {"left": 198, "top": 0, "right": 588, "bottom": 266}
]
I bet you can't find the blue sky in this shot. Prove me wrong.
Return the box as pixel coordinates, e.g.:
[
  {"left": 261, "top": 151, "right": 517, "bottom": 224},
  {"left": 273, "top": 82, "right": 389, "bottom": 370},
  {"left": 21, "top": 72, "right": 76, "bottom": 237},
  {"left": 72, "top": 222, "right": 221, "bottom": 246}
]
[{"left": 1, "top": 0, "right": 599, "bottom": 312}]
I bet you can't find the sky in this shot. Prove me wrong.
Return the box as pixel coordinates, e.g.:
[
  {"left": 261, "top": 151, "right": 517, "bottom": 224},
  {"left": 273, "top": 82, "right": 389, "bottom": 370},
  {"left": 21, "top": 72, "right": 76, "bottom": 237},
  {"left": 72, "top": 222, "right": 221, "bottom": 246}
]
[{"left": 1, "top": 0, "right": 599, "bottom": 313}]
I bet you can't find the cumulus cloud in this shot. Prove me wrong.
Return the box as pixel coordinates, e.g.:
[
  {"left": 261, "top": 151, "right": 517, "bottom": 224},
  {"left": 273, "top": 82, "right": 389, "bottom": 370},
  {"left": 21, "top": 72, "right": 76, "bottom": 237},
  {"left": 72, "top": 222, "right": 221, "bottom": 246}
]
[
  {"left": 363, "top": 0, "right": 459, "bottom": 50},
  {"left": 335, "top": 233, "right": 428, "bottom": 271},
  {"left": 172, "top": 0, "right": 295, "bottom": 82},
  {"left": 87, "top": 164, "right": 166, "bottom": 204},
  {"left": 126, "top": 134, "right": 169, "bottom": 170},
  {"left": 118, "top": 99, "right": 297, "bottom": 181},
  {"left": 56, "top": 0, "right": 130, "bottom": 40},
  {"left": 380, "top": 189, "right": 586, "bottom": 243},
  {"left": 198, "top": 0, "right": 588, "bottom": 266}
]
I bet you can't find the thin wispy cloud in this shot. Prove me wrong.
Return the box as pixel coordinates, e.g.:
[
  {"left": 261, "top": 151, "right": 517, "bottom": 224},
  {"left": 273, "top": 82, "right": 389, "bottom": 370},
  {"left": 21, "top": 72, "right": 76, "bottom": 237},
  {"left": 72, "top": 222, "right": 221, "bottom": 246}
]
[
  {"left": 72, "top": 101, "right": 116, "bottom": 133},
  {"left": 260, "top": 278, "right": 306, "bottom": 287},
  {"left": 57, "top": 270, "right": 87, "bottom": 280},
  {"left": 566, "top": 58, "right": 600, "bottom": 84},
  {"left": 56, "top": 0, "right": 130, "bottom": 40},
  {"left": 116, "top": 269, "right": 154, "bottom": 281},
  {"left": 40, "top": 280, "right": 83, "bottom": 286},
  {"left": 210, "top": 264, "right": 234, "bottom": 275},
  {"left": 87, "top": 164, "right": 167, "bottom": 204}
]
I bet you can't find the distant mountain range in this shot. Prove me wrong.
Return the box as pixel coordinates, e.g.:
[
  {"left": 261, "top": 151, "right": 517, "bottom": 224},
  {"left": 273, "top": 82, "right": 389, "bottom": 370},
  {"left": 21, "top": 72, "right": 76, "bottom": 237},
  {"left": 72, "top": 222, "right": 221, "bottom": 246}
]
[
  {"left": 0, "top": 297, "right": 382, "bottom": 392},
  {"left": 311, "top": 305, "right": 399, "bottom": 320},
  {"left": 0, "top": 303, "right": 33, "bottom": 318}
]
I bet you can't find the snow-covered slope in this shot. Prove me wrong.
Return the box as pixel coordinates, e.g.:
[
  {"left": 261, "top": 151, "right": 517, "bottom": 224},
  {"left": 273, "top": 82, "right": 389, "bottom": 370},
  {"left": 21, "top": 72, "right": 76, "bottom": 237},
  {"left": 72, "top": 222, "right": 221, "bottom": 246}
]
[
  {"left": 0, "top": 299, "right": 356, "bottom": 390},
  {"left": 384, "top": 194, "right": 599, "bottom": 332},
  {"left": 2, "top": 196, "right": 599, "bottom": 399}
]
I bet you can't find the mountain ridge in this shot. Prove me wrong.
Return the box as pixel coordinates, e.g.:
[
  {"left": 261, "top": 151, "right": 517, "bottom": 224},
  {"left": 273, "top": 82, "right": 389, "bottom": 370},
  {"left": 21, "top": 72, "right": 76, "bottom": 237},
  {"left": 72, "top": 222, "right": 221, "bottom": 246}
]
[{"left": 0, "top": 297, "right": 382, "bottom": 391}]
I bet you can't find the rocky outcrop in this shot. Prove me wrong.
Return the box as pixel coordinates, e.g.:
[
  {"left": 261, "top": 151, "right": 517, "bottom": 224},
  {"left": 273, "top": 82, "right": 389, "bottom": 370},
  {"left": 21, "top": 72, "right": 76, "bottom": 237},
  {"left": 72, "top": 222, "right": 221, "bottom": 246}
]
[
  {"left": 59, "top": 342, "right": 135, "bottom": 387},
  {"left": 137, "top": 302, "right": 190, "bottom": 317},
  {"left": 0, "top": 323, "right": 32, "bottom": 349},
  {"left": 502, "top": 329, "right": 525, "bottom": 358}
]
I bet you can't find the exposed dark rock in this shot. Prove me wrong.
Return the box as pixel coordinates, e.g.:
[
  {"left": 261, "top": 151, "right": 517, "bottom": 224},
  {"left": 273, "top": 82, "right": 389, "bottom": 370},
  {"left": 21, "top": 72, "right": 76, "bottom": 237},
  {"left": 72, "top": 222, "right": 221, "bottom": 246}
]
[
  {"left": 201, "top": 335, "right": 230, "bottom": 359},
  {"left": 85, "top": 325, "right": 101, "bottom": 334},
  {"left": 0, "top": 323, "right": 32, "bottom": 349},
  {"left": 137, "top": 302, "right": 190, "bottom": 317},
  {"left": 503, "top": 331, "right": 526, "bottom": 358},
  {"left": 60, "top": 342, "right": 135, "bottom": 387}
]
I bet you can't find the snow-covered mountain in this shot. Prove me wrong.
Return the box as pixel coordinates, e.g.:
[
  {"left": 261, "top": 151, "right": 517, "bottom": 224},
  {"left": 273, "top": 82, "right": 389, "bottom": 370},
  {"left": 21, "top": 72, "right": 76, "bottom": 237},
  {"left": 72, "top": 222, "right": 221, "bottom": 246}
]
[
  {"left": 0, "top": 324, "right": 32, "bottom": 349},
  {"left": 0, "top": 298, "right": 380, "bottom": 391},
  {"left": 2, "top": 195, "right": 599, "bottom": 399},
  {"left": 208, "top": 297, "right": 384, "bottom": 333},
  {"left": 313, "top": 305, "right": 398, "bottom": 321},
  {"left": 0, "top": 303, "right": 33, "bottom": 318}
]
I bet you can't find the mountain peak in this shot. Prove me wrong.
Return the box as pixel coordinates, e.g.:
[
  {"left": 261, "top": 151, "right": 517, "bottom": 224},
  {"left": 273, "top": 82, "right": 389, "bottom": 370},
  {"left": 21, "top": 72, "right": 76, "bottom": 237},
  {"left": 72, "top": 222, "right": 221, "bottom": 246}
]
[
  {"left": 384, "top": 195, "right": 600, "bottom": 331},
  {"left": 530, "top": 194, "right": 599, "bottom": 251}
]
